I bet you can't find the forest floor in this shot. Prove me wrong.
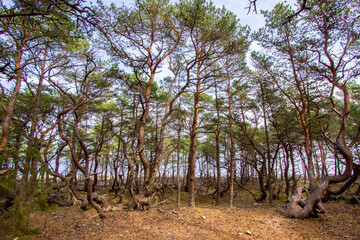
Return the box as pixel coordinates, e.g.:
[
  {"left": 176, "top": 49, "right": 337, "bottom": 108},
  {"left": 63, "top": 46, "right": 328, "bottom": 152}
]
[{"left": 1, "top": 189, "right": 360, "bottom": 240}]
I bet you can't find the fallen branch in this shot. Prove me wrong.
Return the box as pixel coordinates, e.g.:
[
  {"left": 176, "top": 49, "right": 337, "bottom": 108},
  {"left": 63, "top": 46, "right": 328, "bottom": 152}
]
[
  {"left": 151, "top": 198, "right": 167, "bottom": 208},
  {"left": 0, "top": 169, "right": 11, "bottom": 176},
  {"left": 237, "top": 183, "right": 262, "bottom": 203}
]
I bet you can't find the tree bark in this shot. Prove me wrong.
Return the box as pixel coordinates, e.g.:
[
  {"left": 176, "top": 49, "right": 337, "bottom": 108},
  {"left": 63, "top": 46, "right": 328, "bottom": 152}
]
[
  {"left": 227, "top": 76, "right": 235, "bottom": 207},
  {"left": 177, "top": 94, "right": 183, "bottom": 208},
  {"left": 214, "top": 82, "right": 221, "bottom": 206},
  {"left": 187, "top": 68, "right": 201, "bottom": 207}
]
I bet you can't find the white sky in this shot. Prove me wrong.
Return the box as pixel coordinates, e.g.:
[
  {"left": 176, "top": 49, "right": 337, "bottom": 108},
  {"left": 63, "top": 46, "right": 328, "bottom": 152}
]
[
  {"left": 102, "top": 0, "right": 297, "bottom": 31},
  {"left": 210, "top": 0, "right": 296, "bottom": 30}
]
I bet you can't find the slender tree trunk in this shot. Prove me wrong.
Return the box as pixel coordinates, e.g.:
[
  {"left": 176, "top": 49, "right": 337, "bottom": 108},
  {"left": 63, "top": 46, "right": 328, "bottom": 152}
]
[
  {"left": 214, "top": 82, "right": 221, "bottom": 206},
  {"left": 104, "top": 144, "right": 110, "bottom": 188},
  {"left": 111, "top": 138, "right": 121, "bottom": 191},
  {"left": 58, "top": 108, "right": 106, "bottom": 218},
  {"left": 283, "top": 147, "right": 290, "bottom": 197},
  {"left": 145, "top": 90, "right": 172, "bottom": 195},
  {"left": 177, "top": 95, "right": 183, "bottom": 208},
  {"left": 317, "top": 141, "right": 328, "bottom": 177},
  {"left": 259, "top": 81, "right": 273, "bottom": 205},
  {"left": 227, "top": 76, "right": 235, "bottom": 207},
  {"left": 0, "top": 33, "right": 28, "bottom": 152},
  {"left": 162, "top": 151, "right": 172, "bottom": 187},
  {"left": 23, "top": 47, "right": 49, "bottom": 195},
  {"left": 187, "top": 69, "right": 201, "bottom": 207},
  {"left": 138, "top": 73, "right": 155, "bottom": 187},
  {"left": 289, "top": 145, "right": 297, "bottom": 193},
  {"left": 92, "top": 156, "right": 99, "bottom": 192}
]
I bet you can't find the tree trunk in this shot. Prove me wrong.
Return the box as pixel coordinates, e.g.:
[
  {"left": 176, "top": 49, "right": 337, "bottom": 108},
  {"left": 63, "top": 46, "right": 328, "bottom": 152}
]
[
  {"left": 227, "top": 76, "right": 235, "bottom": 208},
  {"left": 214, "top": 82, "right": 221, "bottom": 206},
  {"left": 137, "top": 75, "right": 153, "bottom": 187},
  {"left": 177, "top": 95, "right": 183, "bottom": 208},
  {"left": 0, "top": 31, "right": 28, "bottom": 152},
  {"left": 92, "top": 157, "right": 99, "bottom": 192},
  {"left": 187, "top": 69, "right": 201, "bottom": 207},
  {"left": 283, "top": 147, "right": 291, "bottom": 197}
]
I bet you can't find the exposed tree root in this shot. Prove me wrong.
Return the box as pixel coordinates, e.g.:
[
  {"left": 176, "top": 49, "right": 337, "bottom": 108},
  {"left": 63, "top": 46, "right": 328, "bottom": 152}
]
[
  {"left": 47, "top": 194, "right": 73, "bottom": 206},
  {"left": 123, "top": 194, "right": 154, "bottom": 211},
  {"left": 45, "top": 172, "right": 74, "bottom": 207},
  {"left": 79, "top": 192, "right": 109, "bottom": 210},
  {"left": 122, "top": 188, "right": 164, "bottom": 211},
  {"left": 285, "top": 185, "right": 327, "bottom": 219},
  {"left": 285, "top": 187, "right": 304, "bottom": 218}
]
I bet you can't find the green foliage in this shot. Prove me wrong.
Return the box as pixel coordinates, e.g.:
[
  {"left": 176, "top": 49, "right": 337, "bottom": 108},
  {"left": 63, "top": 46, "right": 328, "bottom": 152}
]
[
  {"left": 5, "top": 201, "right": 40, "bottom": 235},
  {"left": 0, "top": 180, "right": 12, "bottom": 193},
  {"left": 177, "top": 0, "right": 249, "bottom": 55},
  {"left": 261, "top": 2, "right": 294, "bottom": 28},
  {"left": 151, "top": 81, "right": 168, "bottom": 101},
  {"left": 36, "top": 194, "right": 48, "bottom": 211},
  {"left": 0, "top": 176, "right": 55, "bottom": 235},
  {"left": 0, "top": 173, "right": 15, "bottom": 204}
]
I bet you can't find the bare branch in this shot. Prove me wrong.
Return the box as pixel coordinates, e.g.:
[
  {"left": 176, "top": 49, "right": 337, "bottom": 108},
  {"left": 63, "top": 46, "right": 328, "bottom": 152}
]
[{"left": 245, "top": 0, "right": 257, "bottom": 14}]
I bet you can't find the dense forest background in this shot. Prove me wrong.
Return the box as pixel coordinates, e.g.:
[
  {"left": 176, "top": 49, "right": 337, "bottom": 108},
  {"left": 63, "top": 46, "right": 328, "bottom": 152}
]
[{"left": 0, "top": 0, "right": 359, "bottom": 233}]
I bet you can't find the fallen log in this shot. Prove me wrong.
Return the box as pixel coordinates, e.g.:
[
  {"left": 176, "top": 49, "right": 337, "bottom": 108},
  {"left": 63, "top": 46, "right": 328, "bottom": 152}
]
[{"left": 47, "top": 194, "right": 73, "bottom": 206}]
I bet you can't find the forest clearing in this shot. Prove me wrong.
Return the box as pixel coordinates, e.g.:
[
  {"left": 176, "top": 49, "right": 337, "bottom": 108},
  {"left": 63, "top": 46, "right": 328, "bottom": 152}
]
[
  {"left": 1, "top": 0, "right": 360, "bottom": 239},
  {"left": 1, "top": 185, "right": 360, "bottom": 240}
]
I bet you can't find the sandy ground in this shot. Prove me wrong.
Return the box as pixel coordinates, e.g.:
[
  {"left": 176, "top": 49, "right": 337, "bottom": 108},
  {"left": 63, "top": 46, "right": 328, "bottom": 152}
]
[
  {"left": 2, "top": 198, "right": 359, "bottom": 240},
  {"left": 1, "top": 187, "right": 360, "bottom": 240}
]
